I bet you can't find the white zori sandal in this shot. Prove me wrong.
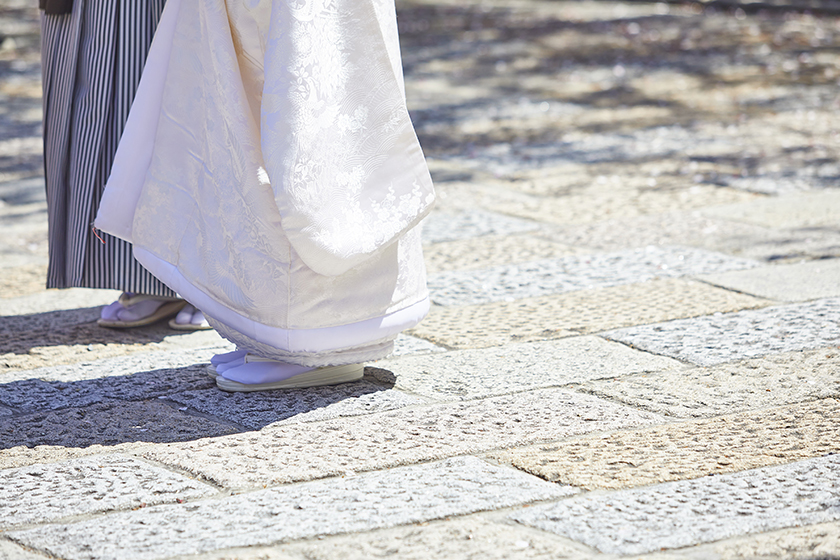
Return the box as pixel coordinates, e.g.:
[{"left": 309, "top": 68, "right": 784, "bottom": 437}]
[
  {"left": 97, "top": 293, "right": 186, "bottom": 328},
  {"left": 211, "top": 352, "right": 364, "bottom": 392}
]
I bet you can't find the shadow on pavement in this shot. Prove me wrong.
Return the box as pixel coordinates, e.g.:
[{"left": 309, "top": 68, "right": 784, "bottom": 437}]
[{"left": 0, "top": 365, "right": 398, "bottom": 449}]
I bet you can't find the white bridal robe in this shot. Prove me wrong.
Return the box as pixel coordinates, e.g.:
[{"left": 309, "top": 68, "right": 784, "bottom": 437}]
[{"left": 94, "top": 0, "right": 435, "bottom": 366}]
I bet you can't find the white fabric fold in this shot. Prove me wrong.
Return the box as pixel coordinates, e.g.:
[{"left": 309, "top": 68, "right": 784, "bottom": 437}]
[{"left": 95, "top": 0, "right": 433, "bottom": 364}]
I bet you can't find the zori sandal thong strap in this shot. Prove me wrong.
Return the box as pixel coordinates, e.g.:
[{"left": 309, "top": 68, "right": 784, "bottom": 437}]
[{"left": 97, "top": 293, "right": 186, "bottom": 328}]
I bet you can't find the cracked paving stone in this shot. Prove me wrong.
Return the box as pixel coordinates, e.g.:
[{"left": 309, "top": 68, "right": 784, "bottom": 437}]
[
  {"left": 189, "top": 513, "right": 596, "bottom": 560},
  {"left": 603, "top": 298, "right": 840, "bottom": 366},
  {"left": 427, "top": 246, "right": 759, "bottom": 306},
  {"left": 410, "top": 278, "right": 768, "bottom": 349},
  {"left": 511, "top": 454, "right": 840, "bottom": 556},
  {"left": 138, "top": 388, "right": 664, "bottom": 489},
  {"left": 492, "top": 399, "right": 840, "bottom": 490},
  {"left": 0, "top": 454, "right": 216, "bottom": 529},
  {"left": 423, "top": 233, "right": 580, "bottom": 273},
  {"left": 374, "top": 336, "right": 681, "bottom": 401},
  {"left": 166, "top": 373, "right": 429, "bottom": 430},
  {"left": 0, "top": 398, "right": 239, "bottom": 450},
  {"left": 697, "top": 259, "right": 840, "bottom": 302},
  {"left": 702, "top": 191, "right": 840, "bottom": 229},
  {"left": 8, "top": 457, "right": 574, "bottom": 560},
  {"left": 421, "top": 208, "right": 539, "bottom": 245},
  {"left": 574, "top": 348, "right": 840, "bottom": 418}
]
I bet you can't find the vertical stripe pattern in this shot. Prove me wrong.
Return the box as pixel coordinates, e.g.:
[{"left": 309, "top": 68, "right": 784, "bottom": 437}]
[{"left": 41, "top": 0, "right": 173, "bottom": 296}]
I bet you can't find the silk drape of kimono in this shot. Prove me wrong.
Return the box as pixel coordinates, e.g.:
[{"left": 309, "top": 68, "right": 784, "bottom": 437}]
[{"left": 95, "top": 0, "right": 435, "bottom": 366}]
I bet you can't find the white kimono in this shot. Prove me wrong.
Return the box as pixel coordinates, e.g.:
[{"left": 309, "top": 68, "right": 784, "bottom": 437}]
[{"left": 95, "top": 0, "right": 435, "bottom": 366}]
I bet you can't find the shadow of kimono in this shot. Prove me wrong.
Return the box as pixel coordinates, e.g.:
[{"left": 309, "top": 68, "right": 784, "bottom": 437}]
[{"left": 0, "top": 365, "right": 398, "bottom": 450}]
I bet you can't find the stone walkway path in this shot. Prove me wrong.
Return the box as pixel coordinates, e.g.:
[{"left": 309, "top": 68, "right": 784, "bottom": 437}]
[{"left": 1, "top": 0, "right": 839, "bottom": 558}]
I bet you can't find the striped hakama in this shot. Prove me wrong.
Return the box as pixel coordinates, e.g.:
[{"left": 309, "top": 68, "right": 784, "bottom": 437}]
[{"left": 40, "top": 0, "right": 174, "bottom": 296}]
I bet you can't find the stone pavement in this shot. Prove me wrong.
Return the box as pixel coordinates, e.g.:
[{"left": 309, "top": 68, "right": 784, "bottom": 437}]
[{"left": 1, "top": 0, "right": 839, "bottom": 557}]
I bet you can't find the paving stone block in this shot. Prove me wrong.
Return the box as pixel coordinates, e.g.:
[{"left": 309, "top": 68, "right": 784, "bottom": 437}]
[
  {"left": 421, "top": 208, "right": 539, "bottom": 245},
  {"left": 575, "top": 348, "right": 840, "bottom": 418},
  {"left": 427, "top": 246, "right": 758, "bottom": 306},
  {"left": 166, "top": 374, "right": 429, "bottom": 430},
  {"left": 410, "top": 278, "right": 768, "bottom": 349},
  {"left": 463, "top": 181, "right": 758, "bottom": 226},
  {"left": 702, "top": 191, "right": 840, "bottom": 229},
  {"left": 139, "top": 388, "right": 664, "bottom": 489},
  {"left": 0, "top": 363, "right": 216, "bottom": 412},
  {"left": 698, "top": 259, "right": 840, "bottom": 302},
  {"left": 1, "top": 310, "right": 227, "bottom": 372},
  {"left": 0, "top": 289, "right": 119, "bottom": 317},
  {"left": 8, "top": 457, "right": 573, "bottom": 560},
  {"left": 603, "top": 298, "right": 840, "bottom": 366},
  {"left": 1, "top": 346, "right": 228, "bottom": 384},
  {"left": 493, "top": 399, "right": 840, "bottom": 490},
  {"left": 374, "top": 336, "right": 681, "bottom": 401},
  {"left": 0, "top": 539, "right": 48, "bottom": 560},
  {"left": 512, "top": 454, "right": 840, "bottom": 555},
  {"left": 190, "top": 514, "right": 596, "bottom": 560},
  {"left": 0, "top": 454, "right": 216, "bottom": 529},
  {"left": 709, "top": 520, "right": 840, "bottom": 560},
  {"left": 390, "top": 334, "right": 446, "bottom": 357},
  {"left": 423, "top": 233, "right": 579, "bottom": 273},
  {"left": 547, "top": 211, "right": 840, "bottom": 263},
  {"left": 0, "top": 263, "right": 47, "bottom": 299},
  {"left": 0, "top": 399, "right": 239, "bottom": 450}
]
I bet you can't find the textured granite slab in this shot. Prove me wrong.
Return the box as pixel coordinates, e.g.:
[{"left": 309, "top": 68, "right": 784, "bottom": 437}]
[
  {"left": 421, "top": 208, "right": 539, "bottom": 245},
  {"left": 0, "top": 346, "right": 227, "bottom": 384},
  {"left": 166, "top": 376, "right": 429, "bottom": 430},
  {"left": 140, "top": 388, "right": 664, "bottom": 488},
  {"left": 0, "top": 454, "right": 216, "bottom": 529},
  {"left": 190, "top": 513, "right": 595, "bottom": 560},
  {"left": 707, "top": 520, "right": 840, "bottom": 560},
  {"left": 463, "top": 180, "right": 757, "bottom": 226},
  {"left": 603, "top": 298, "right": 840, "bottom": 366},
  {"left": 547, "top": 211, "right": 840, "bottom": 263},
  {"left": 574, "top": 348, "right": 840, "bottom": 418},
  {"left": 0, "top": 289, "right": 119, "bottom": 317},
  {"left": 375, "top": 336, "right": 681, "bottom": 401},
  {"left": 410, "top": 278, "right": 768, "bottom": 349},
  {"left": 0, "top": 398, "right": 239, "bottom": 450},
  {"left": 0, "top": 263, "right": 48, "bottom": 299},
  {"left": 698, "top": 259, "right": 840, "bottom": 302},
  {"left": 702, "top": 191, "right": 840, "bottom": 229},
  {"left": 390, "top": 334, "right": 447, "bottom": 357},
  {"left": 0, "top": 362, "right": 216, "bottom": 412},
  {"left": 492, "top": 399, "right": 840, "bottom": 490},
  {"left": 427, "top": 246, "right": 759, "bottom": 306},
  {"left": 1, "top": 313, "right": 227, "bottom": 373},
  {"left": 423, "top": 233, "right": 579, "bottom": 273},
  {"left": 8, "top": 457, "right": 573, "bottom": 560},
  {"left": 512, "top": 454, "right": 840, "bottom": 555},
  {"left": 0, "top": 539, "right": 48, "bottom": 560}
]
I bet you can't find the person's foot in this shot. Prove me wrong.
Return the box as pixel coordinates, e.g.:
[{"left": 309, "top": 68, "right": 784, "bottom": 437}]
[
  {"left": 206, "top": 349, "right": 248, "bottom": 379},
  {"left": 97, "top": 293, "right": 185, "bottom": 328},
  {"left": 168, "top": 304, "right": 212, "bottom": 331},
  {"left": 215, "top": 355, "right": 364, "bottom": 392}
]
